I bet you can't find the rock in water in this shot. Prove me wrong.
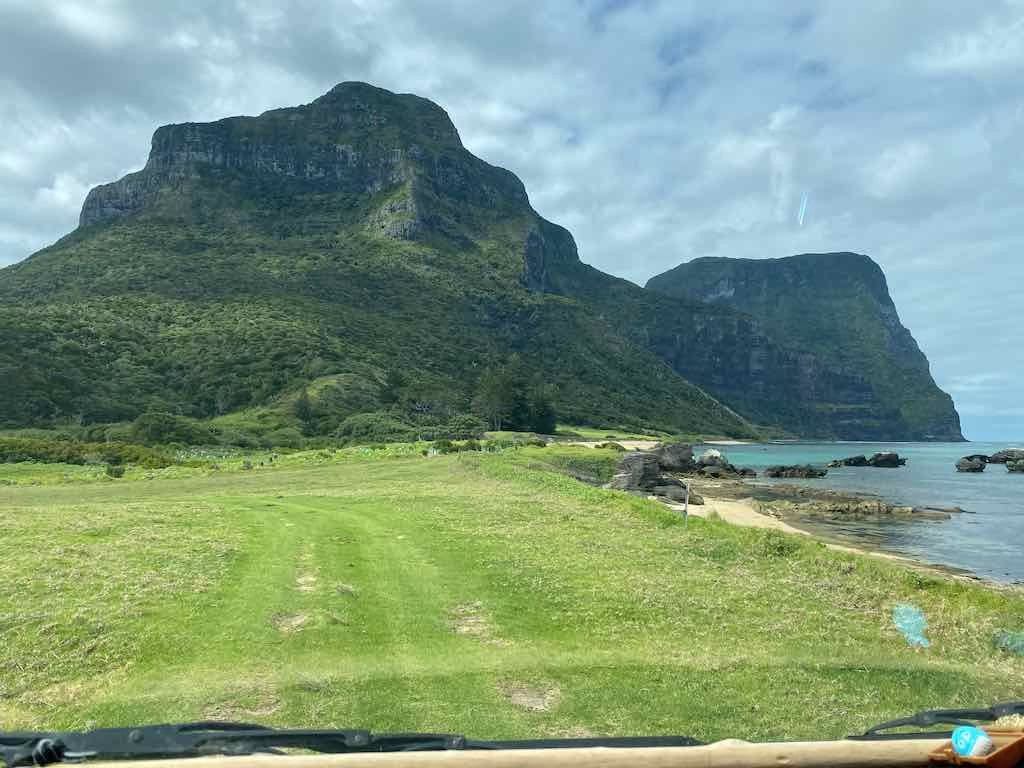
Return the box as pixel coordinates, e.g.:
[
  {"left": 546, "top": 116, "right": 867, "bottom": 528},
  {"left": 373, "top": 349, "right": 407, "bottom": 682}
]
[
  {"left": 867, "top": 452, "right": 907, "bottom": 468},
  {"left": 651, "top": 442, "right": 695, "bottom": 472},
  {"left": 956, "top": 457, "right": 986, "bottom": 473},
  {"left": 764, "top": 465, "right": 828, "bottom": 479},
  {"left": 828, "top": 455, "right": 870, "bottom": 468},
  {"left": 989, "top": 448, "right": 1024, "bottom": 464},
  {"left": 961, "top": 454, "right": 991, "bottom": 463},
  {"left": 1007, "top": 460, "right": 1024, "bottom": 473}
]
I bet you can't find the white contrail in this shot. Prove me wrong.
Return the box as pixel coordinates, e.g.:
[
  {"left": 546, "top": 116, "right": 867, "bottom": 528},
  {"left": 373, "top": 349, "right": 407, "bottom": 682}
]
[{"left": 798, "top": 191, "right": 809, "bottom": 227}]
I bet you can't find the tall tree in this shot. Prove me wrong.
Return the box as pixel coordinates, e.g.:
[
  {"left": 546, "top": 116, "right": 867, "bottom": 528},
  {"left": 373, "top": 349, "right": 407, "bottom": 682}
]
[
  {"left": 379, "top": 369, "right": 407, "bottom": 407},
  {"left": 472, "top": 366, "right": 513, "bottom": 430}
]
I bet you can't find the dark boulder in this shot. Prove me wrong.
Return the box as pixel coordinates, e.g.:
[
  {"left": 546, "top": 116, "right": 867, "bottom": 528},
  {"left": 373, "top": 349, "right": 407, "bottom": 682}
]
[
  {"left": 828, "top": 455, "right": 870, "bottom": 468},
  {"left": 961, "top": 453, "right": 990, "bottom": 463},
  {"left": 607, "top": 453, "right": 663, "bottom": 491},
  {"left": 914, "top": 505, "right": 971, "bottom": 515},
  {"left": 652, "top": 442, "right": 695, "bottom": 472},
  {"left": 698, "top": 465, "right": 729, "bottom": 479},
  {"left": 607, "top": 452, "right": 698, "bottom": 501},
  {"left": 764, "top": 465, "right": 828, "bottom": 479},
  {"left": 866, "top": 452, "right": 907, "bottom": 468},
  {"left": 955, "top": 457, "right": 986, "bottom": 473},
  {"left": 693, "top": 447, "right": 747, "bottom": 477},
  {"left": 989, "top": 448, "right": 1024, "bottom": 464}
]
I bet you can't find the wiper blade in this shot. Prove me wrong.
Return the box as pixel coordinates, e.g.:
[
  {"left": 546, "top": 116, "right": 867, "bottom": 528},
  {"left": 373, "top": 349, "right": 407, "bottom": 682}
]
[
  {"left": 855, "top": 700, "right": 1024, "bottom": 738},
  {"left": 0, "top": 722, "right": 703, "bottom": 767},
  {"left": 0, "top": 722, "right": 469, "bottom": 767}
]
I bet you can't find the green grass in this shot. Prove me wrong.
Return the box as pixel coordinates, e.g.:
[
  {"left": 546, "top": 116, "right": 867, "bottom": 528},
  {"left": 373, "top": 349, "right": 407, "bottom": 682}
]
[{"left": 1, "top": 446, "right": 1022, "bottom": 740}]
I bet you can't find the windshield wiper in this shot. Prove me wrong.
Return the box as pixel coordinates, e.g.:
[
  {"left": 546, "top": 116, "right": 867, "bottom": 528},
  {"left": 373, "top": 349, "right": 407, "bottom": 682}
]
[
  {"left": 0, "top": 723, "right": 465, "bottom": 767},
  {"left": 854, "top": 700, "right": 1024, "bottom": 739},
  {"left": 0, "top": 721, "right": 702, "bottom": 767}
]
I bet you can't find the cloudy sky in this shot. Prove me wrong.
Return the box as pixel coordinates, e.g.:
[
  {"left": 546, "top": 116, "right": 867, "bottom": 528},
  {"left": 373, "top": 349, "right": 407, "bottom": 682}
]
[{"left": 1, "top": 0, "right": 1022, "bottom": 440}]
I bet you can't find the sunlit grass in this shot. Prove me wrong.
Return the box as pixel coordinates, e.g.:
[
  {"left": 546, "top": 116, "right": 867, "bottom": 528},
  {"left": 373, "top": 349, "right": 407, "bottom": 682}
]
[{"left": 1, "top": 447, "right": 1021, "bottom": 739}]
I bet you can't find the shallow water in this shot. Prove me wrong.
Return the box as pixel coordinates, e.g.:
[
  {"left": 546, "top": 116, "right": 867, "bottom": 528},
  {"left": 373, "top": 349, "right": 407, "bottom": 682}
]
[{"left": 707, "top": 442, "right": 1024, "bottom": 584}]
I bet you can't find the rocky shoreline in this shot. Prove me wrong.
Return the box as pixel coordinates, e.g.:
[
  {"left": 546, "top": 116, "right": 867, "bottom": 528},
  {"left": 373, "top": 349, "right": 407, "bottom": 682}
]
[
  {"left": 596, "top": 440, "right": 1021, "bottom": 588},
  {"left": 955, "top": 448, "right": 1024, "bottom": 473},
  {"left": 605, "top": 442, "right": 971, "bottom": 525}
]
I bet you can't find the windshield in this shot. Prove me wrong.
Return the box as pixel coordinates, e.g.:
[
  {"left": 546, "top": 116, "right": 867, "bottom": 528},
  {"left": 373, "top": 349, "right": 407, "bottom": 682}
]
[{"left": 1, "top": 0, "right": 1022, "bottom": 751}]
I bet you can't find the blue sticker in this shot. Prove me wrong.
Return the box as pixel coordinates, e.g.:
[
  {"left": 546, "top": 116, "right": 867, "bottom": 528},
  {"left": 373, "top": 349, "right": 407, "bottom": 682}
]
[
  {"left": 952, "top": 726, "right": 992, "bottom": 757},
  {"left": 892, "top": 603, "right": 930, "bottom": 648}
]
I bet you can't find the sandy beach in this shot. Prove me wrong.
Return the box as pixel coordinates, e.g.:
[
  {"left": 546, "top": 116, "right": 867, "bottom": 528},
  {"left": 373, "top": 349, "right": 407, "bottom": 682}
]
[{"left": 662, "top": 492, "right": 1021, "bottom": 590}]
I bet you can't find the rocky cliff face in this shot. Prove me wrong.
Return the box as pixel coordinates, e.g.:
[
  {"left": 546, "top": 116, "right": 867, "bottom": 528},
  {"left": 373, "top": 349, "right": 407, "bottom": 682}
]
[
  {"left": 1, "top": 82, "right": 751, "bottom": 437},
  {"left": 80, "top": 82, "right": 527, "bottom": 233},
  {"left": 646, "top": 254, "right": 963, "bottom": 440},
  {"left": 2, "top": 83, "right": 959, "bottom": 440},
  {"left": 519, "top": 236, "right": 911, "bottom": 439}
]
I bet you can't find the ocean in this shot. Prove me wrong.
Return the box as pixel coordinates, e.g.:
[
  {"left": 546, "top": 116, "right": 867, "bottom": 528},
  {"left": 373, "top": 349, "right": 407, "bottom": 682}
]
[{"left": 703, "top": 441, "right": 1024, "bottom": 584}]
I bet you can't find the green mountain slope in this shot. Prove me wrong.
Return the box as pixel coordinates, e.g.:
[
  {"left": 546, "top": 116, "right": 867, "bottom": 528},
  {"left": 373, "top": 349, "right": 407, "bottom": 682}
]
[
  {"left": 0, "top": 83, "right": 750, "bottom": 437},
  {"left": 0, "top": 83, "right": 960, "bottom": 440},
  {"left": 646, "top": 254, "right": 962, "bottom": 440}
]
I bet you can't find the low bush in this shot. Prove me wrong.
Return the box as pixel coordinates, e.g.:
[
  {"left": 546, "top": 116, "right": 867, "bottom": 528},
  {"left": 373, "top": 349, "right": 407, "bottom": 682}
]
[
  {"left": 757, "top": 530, "right": 802, "bottom": 558},
  {"left": 336, "top": 412, "right": 417, "bottom": 444},
  {"left": 432, "top": 439, "right": 457, "bottom": 454},
  {"left": 440, "top": 415, "right": 487, "bottom": 440},
  {"left": 337, "top": 412, "right": 487, "bottom": 445},
  {"left": 0, "top": 437, "right": 173, "bottom": 468},
  {"left": 261, "top": 427, "right": 306, "bottom": 449},
  {"left": 429, "top": 438, "right": 484, "bottom": 455},
  {"left": 130, "top": 412, "right": 217, "bottom": 446}
]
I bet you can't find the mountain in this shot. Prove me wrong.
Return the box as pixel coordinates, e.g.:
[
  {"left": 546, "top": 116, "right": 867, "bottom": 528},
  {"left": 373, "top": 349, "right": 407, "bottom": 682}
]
[
  {"left": 0, "top": 82, "right": 960, "bottom": 441},
  {"left": 646, "top": 254, "right": 963, "bottom": 440},
  {"left": 0, "top": 82, "right": 750, "bottom": 438}
]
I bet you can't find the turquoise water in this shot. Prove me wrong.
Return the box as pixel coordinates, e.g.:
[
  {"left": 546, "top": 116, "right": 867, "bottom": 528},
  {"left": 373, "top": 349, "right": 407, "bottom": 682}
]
[{"left": 704, "top": 442, "right": 1023, "bottom": 584}]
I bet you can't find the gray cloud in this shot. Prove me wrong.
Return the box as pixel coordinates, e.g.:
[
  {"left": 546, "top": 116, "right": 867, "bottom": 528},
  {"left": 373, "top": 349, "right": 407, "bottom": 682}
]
[{"left": 1, "top": 0, "right": 1021, "bottom": 439}]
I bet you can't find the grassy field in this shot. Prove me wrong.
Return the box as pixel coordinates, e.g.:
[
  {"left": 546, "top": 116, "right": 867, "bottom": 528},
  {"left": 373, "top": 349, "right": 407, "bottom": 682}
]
[{"left": 2, "top": 445, "right": 1023, "bottom": 741}]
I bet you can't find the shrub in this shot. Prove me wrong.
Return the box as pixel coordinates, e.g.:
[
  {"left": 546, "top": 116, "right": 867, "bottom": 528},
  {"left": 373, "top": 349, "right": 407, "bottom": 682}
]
[
  {"left": 262, "top": 427, "right": 306, "bottom": 449},
  {"left": 102, "top": 423, "right": 135, "bottom": 443},
  {"left": 432, "top": 439, "right": 457, "bottom": 454},
  {"left": 216, "top": 428, "right": 262, "bottom": 448},
  {"left": 335, "top": 412, "right": 416, "bottom": 444},
  {"left": 462, "top": 439, "right": 482, "bottom": 452},
  {"left": 0, "top": 437, "right": 173, "bottom": 468},
  {"left": 130, "top": 412, "right": 216, "bottom": 446},
  {"left": 596, "top": 441, "right": 626, "bottom": 451},
  {"left": 105, "top": 463, "right": 125, "bottom": 478},
  {"left": 442, "top": 414, "right": 487, "bottom": 440},
  {"left": 757, "top": 530, "right": 801, "bottom": 558}
]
